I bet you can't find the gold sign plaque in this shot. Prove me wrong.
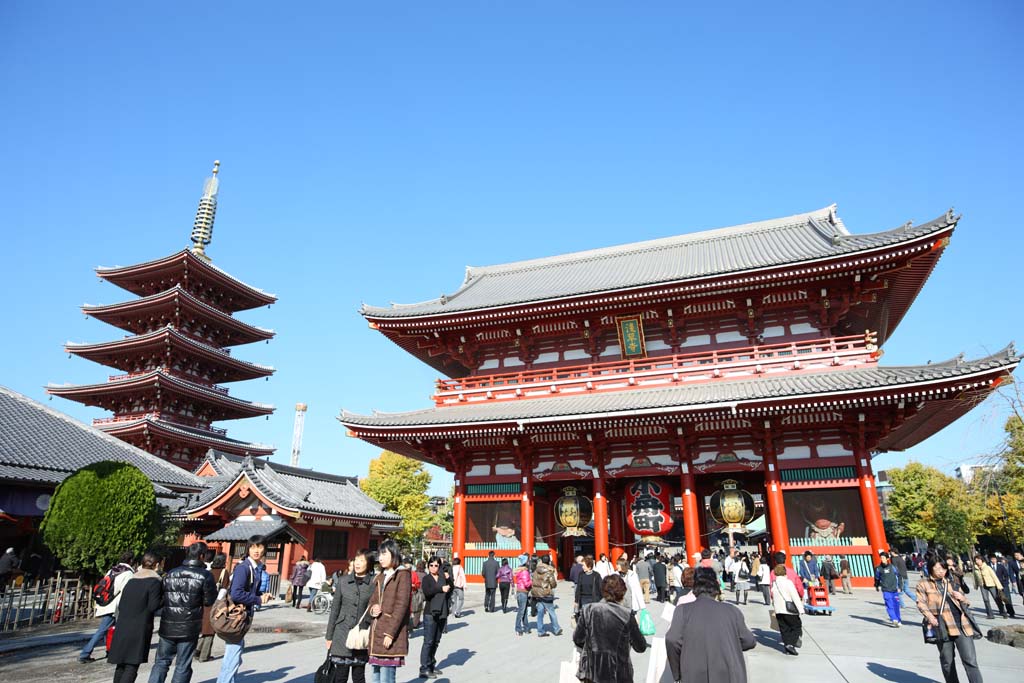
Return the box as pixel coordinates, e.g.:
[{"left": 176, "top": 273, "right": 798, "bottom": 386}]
[{"left": 615, "top": 314, "right": 647, "bottom": 359}]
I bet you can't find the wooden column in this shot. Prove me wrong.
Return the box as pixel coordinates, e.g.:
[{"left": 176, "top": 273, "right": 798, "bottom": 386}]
[
  {"left": 453, "top": 470, "right": 467, "bottom": 561},
  {"left": 761, "top": 423, "right": 789, "bottom": 558},
  {"left": 676, "top": 428, "right": 702, "bottom": 558},
  {"left": 586, "top": 433, "right": 610, "bottom": 559},
  {"left": 855, "top": 445, "right": 888, "bottom": 558},
  {"left": 521, "top": 474, "right": 535, "bottom": 557},
  {"left": 609, "top": 481, "right": 625, "bottom": 564}
]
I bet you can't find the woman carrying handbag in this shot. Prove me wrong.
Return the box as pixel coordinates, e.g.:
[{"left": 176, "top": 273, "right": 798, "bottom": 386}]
[
  {"left": 769, "top": 563, "right": 804, "bottom": 656},
  {"left": 324, "top": 550, "right": 374, "bottom": 683},
  {"left": 916, "top": 552, "right": 983, "bottom": 683}
]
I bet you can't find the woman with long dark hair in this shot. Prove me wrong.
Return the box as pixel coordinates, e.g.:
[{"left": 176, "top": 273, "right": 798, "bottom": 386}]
[
  {"left": 366, "top": 540, "right": 411, "bottom": 683},
  {"left": 325, "top": 549, "right": 374, "bottom": 683},
  {"left": 917, "top": 552, "right": 983, "bottom": 683},
  {"left": 419, "top": 555, "right": 451, "bottom": 679}
]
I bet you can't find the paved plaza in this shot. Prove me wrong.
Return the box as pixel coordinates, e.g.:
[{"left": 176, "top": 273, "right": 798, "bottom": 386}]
[{"left": 3, "top": 582, "right": 1023, "bottom": 682}]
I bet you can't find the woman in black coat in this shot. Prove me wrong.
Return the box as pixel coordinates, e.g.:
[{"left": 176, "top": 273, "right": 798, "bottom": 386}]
[
  {"left": 419, "top": 556, "right": 450, "bottom": 679},
  {"left": 573, "top": 574, "right": 647, "bottom": 683},
  {"left": 108, "top": 552, "right": 163, "bottom": 683},
  {"left": 325, "top": 550, "right": 374, "bottom": 683}
]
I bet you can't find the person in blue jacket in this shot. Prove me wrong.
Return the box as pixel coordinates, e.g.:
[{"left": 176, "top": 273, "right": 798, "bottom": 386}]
[{"left": 216, "top": 535, "right": 271, "bottom": 683}]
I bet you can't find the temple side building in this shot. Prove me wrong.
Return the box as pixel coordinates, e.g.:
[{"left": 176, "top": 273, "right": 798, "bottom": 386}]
[
  {"left": 48, "top": 163, "right": 277, "bottom": 467},
  {"left": 341, "top": 205, "right": 1019, "bottom": 584}
]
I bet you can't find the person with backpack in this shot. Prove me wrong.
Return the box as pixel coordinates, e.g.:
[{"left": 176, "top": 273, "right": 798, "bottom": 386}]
[
  {"left": 108, "top": 552, "right": 163, "bottom": 683},
  {"left": 875, "top": 551, "right": 903, "bottom": 627},
  {"left": 290, "top": 556, "right": 310, "bottom": 608},
  {"left": 216, "top": 535, "right": 272, "bottom": 683},
  {"left": 148, "top": 541, "right": 217, "bottom": 683},
  {"left": 513, "top": 556, "right": 533, "bottom": 636},
  {"left": 79, "top": 550, "right": 135, "bottom": 664}
]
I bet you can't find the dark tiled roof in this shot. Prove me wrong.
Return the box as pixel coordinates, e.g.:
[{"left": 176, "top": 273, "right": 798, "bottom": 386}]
[
  {"left": 203, "top": 517, "right": 306, "bottom": 543},
  {"left": 0, "top": 385, "right": 204, "bottom": 491},
  {"left": 100, "top": 417, "right": 275, "bottom": 455},
  {"left": 340, "top": 346, "right": 1018, "bottom": 429},
  {"left": 186, "top": 452, "right": 401, "bottom": 523},
  {"left": 362, "top": 206, "right": 957, "bottom": 319}
]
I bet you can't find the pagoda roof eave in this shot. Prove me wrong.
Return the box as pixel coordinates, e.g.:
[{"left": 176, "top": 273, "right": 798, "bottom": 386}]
[
  {"left": 98, "top": 417, "right": 275, "bottom": 456},
  {"left": 96, "top": 249, "right": 277, "bottom": 311},
  {"left": 83, "top": 285, "right": 275, "bottom": 345},
  {"left": 339, "top": 345, "right": 1018, "bottom": 440},
  {"left": 361, "top": 207, "right": 956, "bottom": 324},
  {"left": 47, "top": 370, "right": 275, "bottom": 419},
  {"left": 65, "top": 326, "right": 275, "bottom": 381}
]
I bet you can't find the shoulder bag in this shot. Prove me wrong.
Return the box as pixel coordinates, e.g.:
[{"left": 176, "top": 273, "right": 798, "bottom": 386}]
[
  {"left": 345, "top": 592, "right": 373, "bottom": 650},
  {"left": 922, "top": 581, "right": 948, "bottom": 644},
  {"left": 314, "top": 654, "right": 335, "bottom": 683}
]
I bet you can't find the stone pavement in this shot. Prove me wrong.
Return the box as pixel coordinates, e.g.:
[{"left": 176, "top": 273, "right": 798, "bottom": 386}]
[{"left": 3, "top": 583, "right": 1023, "bottom": 682}]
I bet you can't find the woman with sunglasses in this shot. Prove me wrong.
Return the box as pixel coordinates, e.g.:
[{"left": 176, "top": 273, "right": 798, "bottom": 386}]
[{"left": 419, "top": 556, "right": 451, "bottom": 679}]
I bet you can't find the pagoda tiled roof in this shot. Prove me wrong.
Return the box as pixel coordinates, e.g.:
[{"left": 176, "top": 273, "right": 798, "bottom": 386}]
[
  {"left": 47, "top": 370, "right": 275, "bottom": 420},
  {"left": 339, "top": 345, "right": 1018, "bottom": 447},
  {"left": 96, "top": 249, "right": 277, "bottom": 312},
  {"left": 0, "top": 384, "right": 204, "bottom": 491},
  {"left": 66, "top": 326, "right": 275, "bottom": 381},
  {"left": 98, "top": 416, "right": 275, "bottom": 456},
  {"left": 185, "top": 451, "right": 402, "bottom": 523},
  {"left": 361, "top": 206, "right": 956, "bottom": 320},
  {"left": 83, "top": 286, "right": 275, "bottom": 346}
]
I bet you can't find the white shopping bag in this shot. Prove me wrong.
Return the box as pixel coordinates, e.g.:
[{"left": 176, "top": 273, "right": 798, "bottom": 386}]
[
  {"left": 645, "top": 636, "right": 670, "bottom": 683},
  {"left": 559, "top": 647, "right": 581, "bottom": 683},
  {"left": 660, "top": 600, "right": 675, "bottom": 622}
]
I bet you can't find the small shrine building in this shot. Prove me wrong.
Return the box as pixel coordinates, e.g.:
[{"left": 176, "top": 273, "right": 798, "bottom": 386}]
[{"left": 341, "top": 205, "right": 1019, "bottom": 585}]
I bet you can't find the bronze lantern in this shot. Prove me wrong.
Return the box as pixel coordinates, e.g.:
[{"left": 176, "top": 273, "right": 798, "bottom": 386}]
[
  {"left": 555, "top": 486, "right": 593, "bottom": 537},
  {"left": 708, "top": 479, "right": 757, "bottom": 532}
]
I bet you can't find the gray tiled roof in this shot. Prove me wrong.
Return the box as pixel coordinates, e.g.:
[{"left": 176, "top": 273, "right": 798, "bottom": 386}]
[
  {"left": 340, "top": 345, "right": 1018, "bottom": 428},
  {"left": 361, "top": 206, "right": 957, "bottom": 319},
  {"left": 0, "top": 385, "right": 204, "bottom": 490},
  {"left": 185, "top": 452, "right": 401, "bottom": 522},
  {"left": 204, "top": 517, "right": 306, "bottom": 543}
]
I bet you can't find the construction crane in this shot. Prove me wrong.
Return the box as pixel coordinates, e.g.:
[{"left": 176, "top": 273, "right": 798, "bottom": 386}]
[{"left": 290, "top": 403, "right": 308, "bottom": 467}]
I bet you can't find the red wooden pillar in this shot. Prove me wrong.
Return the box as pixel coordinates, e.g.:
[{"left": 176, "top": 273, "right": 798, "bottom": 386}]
[
  {"left": 609, "top": 481, "right": 625, "bottom": 564},
  {"left": 680, "top": 462, "right": 702, "bottom": 558},
  {"left": 453, "top": 474, "right": 467, "bottom": 560},
  {"left": 763, "top": 446, "right": 789, "bottom": 559},
  {"left": 593, "top": 475, "right": 610, "bottom": 560},
  {"left": 855, "top": 446, "right": 888, "bottom": 558},
  {"left": 521, "top": 475, "right": 535, "bottom": 556}
]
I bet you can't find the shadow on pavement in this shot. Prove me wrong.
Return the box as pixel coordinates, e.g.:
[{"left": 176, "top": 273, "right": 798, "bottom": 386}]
[
  {"left": 442, "top": 622, "right": 468, "bottom": 633},
  {"left": 866, "top": 662, "right": 940, "bottom": 683},
  {"left": 245, "top": 639, "right": 288, "bottom": 653},
  {"left": 232, "top": 666, "right": 295, "bottom": 682},
  {"left": 849, "top": 614, "right": 896, "bottom": 627},
  {"left": 437, "top": 646, "right": 476, "bottom": 668},
  {"left": 751, "top": 628, "right": 786, "bottom": 653}
]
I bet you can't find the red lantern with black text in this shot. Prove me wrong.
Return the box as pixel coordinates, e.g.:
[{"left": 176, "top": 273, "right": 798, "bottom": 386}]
[{"left": 625, "top": 478, "right": 675, "bottom": 542}]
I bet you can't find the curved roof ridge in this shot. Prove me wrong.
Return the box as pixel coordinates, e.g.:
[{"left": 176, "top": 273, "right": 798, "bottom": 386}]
[{"left": 464, "top": 205, "right": 839, "bottom": 280}]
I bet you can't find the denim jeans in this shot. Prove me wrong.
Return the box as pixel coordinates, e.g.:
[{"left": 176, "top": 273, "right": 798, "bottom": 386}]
[
  {"left": 370, "top": 665, "right": 397, "bottom": 683},
  {"left": 420, "top": 613, "right": 445, "bottom": 672},
  {"left": 515, "top": 592, "right": 530, "bottom": 633},
  {"left": 148, "top": 637, "right": 198, "bottom": 683},
  {"left": 216, "top": 639, "right": 244, "bottom": 683},
  {"left": 535, "top": 599, "right": 561, "bottom": 634},
  {"left": 80, "top": 614, "right": 115, "bottom": 660}
]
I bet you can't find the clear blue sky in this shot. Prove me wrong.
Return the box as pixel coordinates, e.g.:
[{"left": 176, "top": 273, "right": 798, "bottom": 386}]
[{"left": 2, "top": 2, "right": 1021, "bottom": 495}]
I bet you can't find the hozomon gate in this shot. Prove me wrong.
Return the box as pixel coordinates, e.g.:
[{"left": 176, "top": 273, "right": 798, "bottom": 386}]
[{"left": 340, "top": 206, "right": 1018, "bottom": 584}]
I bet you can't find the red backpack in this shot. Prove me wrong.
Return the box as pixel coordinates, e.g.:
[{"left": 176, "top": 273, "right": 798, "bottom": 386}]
[{"left": 93, "top": 565, "right": 129, "bottom": 606}]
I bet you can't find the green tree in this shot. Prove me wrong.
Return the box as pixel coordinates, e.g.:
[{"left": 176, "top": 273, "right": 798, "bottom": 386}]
[
  {"left": 360, "top": 451, "right": 433, "bottom": 548},
  {"left": 40, "top": 461, "right": 160, "bottom": 575},
  {"left": 886, "top": 462, "right": 980, "bottom": 553}
]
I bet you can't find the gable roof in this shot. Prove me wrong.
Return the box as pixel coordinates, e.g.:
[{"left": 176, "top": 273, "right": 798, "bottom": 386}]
[
  {"left": 185, "top": 451, "right": 401, "bottom": 522},
  {"left": 361, "top": 206, "right": 956, "bottom": 320},
  {"left": 0, "top": 385, "right": 204, "bottom": 491}
]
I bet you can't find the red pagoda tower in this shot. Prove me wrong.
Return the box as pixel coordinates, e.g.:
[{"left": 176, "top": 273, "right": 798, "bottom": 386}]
[
  {"left": 341, "top": 205, "right": 1018, "bottom": 585},
  {"left": 49, "top": 162, "right": 277, "bottom": 467}
]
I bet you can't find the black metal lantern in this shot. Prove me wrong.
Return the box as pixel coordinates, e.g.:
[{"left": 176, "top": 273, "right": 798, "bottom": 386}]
[
  {"left": 555, "top": 486, "right": 593, "bottom": 537},
  {"left": 708, "top": 479, "right": 757, "bottom": 531}
]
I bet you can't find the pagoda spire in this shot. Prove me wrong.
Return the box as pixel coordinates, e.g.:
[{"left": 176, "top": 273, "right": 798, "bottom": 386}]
[{"left": 190, "top": 160, "right": 220, "bottom": 261}]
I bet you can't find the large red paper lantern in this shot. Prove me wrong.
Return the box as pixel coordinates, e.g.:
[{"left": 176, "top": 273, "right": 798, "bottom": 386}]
[{"left": 626, "top": 479, "right": 675, "bottom": 540}]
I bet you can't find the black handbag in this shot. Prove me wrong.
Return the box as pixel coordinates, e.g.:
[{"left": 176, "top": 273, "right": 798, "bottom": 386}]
[
  {"left": 314, "top": 655, "right": 335, "bottom": 683},
  {"left": 784, "top": 600, "right": 799, "bottom": 615}
]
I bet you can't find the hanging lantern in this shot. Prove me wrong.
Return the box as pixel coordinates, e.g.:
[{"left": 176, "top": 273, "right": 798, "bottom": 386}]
[
  {"left": 555, "top": 486, "right": 593, "bottom": 537},
  {"left": 626, "top": 479, "right": 675, "bottom": 542},
  {"left": 708, "top": 479, "right": 757, "bottom": 532}
]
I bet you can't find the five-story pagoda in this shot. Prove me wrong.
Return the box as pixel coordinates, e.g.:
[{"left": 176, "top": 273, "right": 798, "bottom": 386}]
[{"left": 49, "top": 162, "right": 277, "bottom": 467}]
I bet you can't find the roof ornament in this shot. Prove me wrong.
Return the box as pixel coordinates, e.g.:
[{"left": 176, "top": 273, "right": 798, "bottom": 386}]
[
  {"left": 828, "top": 204, "right": 838, "bottom": 226},
  {"left": 946, "top": 207, "right": 957, "bottom": 223},
  {"left": 190, "top": 160, "right": 220, "bottom": 262}
]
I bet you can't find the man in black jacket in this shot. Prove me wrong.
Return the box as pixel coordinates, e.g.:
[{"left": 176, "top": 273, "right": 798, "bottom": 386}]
[
  {"left": 149, "top": 542, "right": 217, "bottom": 683},
  {"left": 652, "top": 555, "right": 669, "bottom": 602},
  {"left": 481, "top": 551, "right": 500, "bottom": 613}
]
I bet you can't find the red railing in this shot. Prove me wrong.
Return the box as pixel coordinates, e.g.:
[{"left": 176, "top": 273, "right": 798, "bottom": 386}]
[{"left": 434, "top": 335, "right": 878, "bottom": 406}]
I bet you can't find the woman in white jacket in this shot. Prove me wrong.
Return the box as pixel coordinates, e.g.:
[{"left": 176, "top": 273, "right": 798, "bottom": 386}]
[
  {"left": 770, "top": 564, "right": 805, "bottom": 655},
  {"left": 730, "top": 554, "right": 752, "bottom": 605},
  {"left": 616, "top": 557, "right": 645, "bottom": 612}
]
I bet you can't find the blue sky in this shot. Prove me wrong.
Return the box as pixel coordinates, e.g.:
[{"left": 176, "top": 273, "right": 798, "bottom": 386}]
[{"left": 2, "top": 2, "right": 1021, "bottom": 495}]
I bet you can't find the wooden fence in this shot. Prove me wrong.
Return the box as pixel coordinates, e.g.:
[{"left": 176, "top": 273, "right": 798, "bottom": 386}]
[{"left": 0, "top": 574, "right": 95, "bottom": 633}]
